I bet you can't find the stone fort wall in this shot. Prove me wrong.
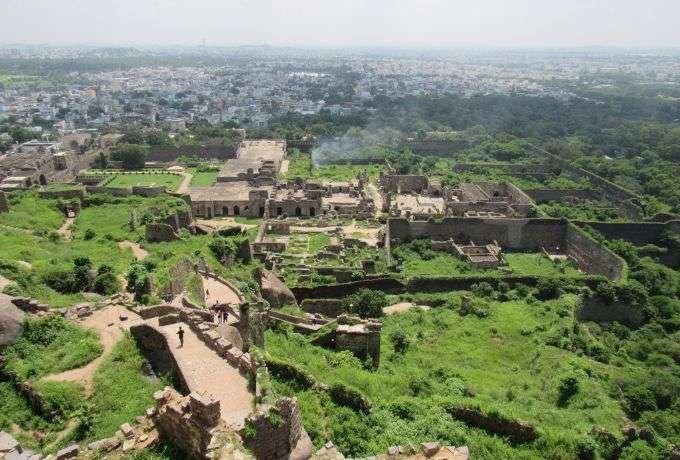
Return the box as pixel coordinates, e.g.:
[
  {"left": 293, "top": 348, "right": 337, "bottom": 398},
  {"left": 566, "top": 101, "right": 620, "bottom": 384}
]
[
  {"left": 148, "top": 145, "right": 237, "bottom": 162},
  {"left": 388, "top": 217, "right": 625, "bottom": 280}
]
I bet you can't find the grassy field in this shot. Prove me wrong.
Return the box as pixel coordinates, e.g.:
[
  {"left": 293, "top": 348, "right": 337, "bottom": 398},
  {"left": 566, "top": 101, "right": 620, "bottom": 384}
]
[
  {"left": 188, "top": 170, "right": 219, "bottom": 187},
  {"left": 265, "top": 294, "right": 628, "bottom": 458},
  {"left": 0, "top": 192, "right": 186, "bottom": 307},
  {"left": 396, "top": 248, "right": 581, "bottom": 279},
  {"left": 282, "top": 152, "right": 386, "bottom": 182},
  {"left": 105, "top": 173, "right": 183, "bottom": 191},
  {"left": 88, "top": 334, "right": 164, "bottom": 440}
]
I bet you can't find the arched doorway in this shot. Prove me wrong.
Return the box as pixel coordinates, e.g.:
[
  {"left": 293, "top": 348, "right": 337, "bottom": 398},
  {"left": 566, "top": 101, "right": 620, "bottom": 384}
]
[
  {"left": 276, "top": 207, "right": 283, "bottom": 216},
  {"left": 295, "top": 207, "right": 302, "bottom": 217},
  {"left": 259, "top": 207, "right": 265, "bottom": 217},
  {"left": 309, "top": 207, "right": 315, "bottom": 217},
  {"left": 223, "top": 206, "right": 229, "bottom": 216},
  {"left": 233, "top": 206, "right": 240, "bottom": 216},
  {"left": 38, "top": 174, "right": 47, "bottom": 186}
]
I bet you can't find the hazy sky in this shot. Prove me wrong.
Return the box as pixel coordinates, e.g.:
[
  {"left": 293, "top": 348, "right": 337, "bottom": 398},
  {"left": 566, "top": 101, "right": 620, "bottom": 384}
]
[{"left": 1, "top": 0, "right": 679, "bottom": 48}]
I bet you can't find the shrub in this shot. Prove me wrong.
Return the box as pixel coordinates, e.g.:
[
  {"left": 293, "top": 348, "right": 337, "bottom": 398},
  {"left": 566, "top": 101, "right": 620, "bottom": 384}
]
[
  {"left": 535, "top": 278, "right": 562, "bottom": 301},
  {"left": 328, "top": 383, "right": 371, "bottom": 413},
  {"left": 93, "top": 270, "right": 120, "bottom": 295},
  {"left": 345, "top": 289, "right": 387, "bottom": 319},
  {"left": 389, "top": 330, "right": 410, "bottom": 354},
  {"left": 471, "top": 281, "right": 495, "bottom": 298},
  {"left": 83, "top": 228, "right": 96, "bottom": 240},
  {"left": 557, "top": 372, "right": 579, "bottom": 406}
]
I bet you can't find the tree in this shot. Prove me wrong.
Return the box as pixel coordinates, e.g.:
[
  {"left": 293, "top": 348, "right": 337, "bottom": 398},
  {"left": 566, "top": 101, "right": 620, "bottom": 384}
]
[{"left": 112, "top": 143, "right": 148, "bottom": 170}]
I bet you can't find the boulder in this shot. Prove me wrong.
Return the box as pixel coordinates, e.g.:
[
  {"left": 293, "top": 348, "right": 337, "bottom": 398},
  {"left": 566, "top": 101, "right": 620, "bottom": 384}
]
[
  {"left": 256, "top": 268, "right": 297, "bottom": 308},
  {"left": 0, "top": 294, "right": 25, "bottom": 347}
]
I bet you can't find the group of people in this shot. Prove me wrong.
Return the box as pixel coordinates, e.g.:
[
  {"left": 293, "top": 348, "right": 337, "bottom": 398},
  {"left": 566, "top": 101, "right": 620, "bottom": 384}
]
[{"left": 176, "top": 290, "right": 231, "bottom": 348}]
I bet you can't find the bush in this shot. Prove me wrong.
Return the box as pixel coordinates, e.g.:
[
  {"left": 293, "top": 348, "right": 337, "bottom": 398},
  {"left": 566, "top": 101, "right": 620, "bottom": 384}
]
[
  {"left": 83, "top": 228, "right": 96, "bottom": 240},
  {"left": 328, "top": 383, "right": 371, "bottom": 413},
  {"left": 535, "top": 278, "right": 562, "bottom": 301},
  {"left": 557, "top": 372, "right": 579, "bottom": 406},
  {"left": 389, "top": 330, "right": 410, "bottom": 354},
  {"left": 93, "top": 270, "right": 120, "bottom": 296},
  {"left": 471, "top": 281, "right": 495, "bottom": 298},
  {"left": 345, "top": 289, "right": 387, "bottom": 319}
]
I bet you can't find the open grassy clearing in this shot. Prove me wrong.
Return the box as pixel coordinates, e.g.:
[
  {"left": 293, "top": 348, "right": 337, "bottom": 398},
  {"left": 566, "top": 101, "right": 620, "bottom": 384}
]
[
  {"left": 105, "top": 173, "right": 183, "bottom": 191},
  {"left": 281, "top": 152, "right": 385, "bottom": 182},
  {"left": 265, "top": 294, "right": 628, "bottom": 458},
  {"left": 395, "top": 246, "right": 581, "bottom": 279},
  {"left": 188, "top": 169, "right": 219, "bottom": 187}
]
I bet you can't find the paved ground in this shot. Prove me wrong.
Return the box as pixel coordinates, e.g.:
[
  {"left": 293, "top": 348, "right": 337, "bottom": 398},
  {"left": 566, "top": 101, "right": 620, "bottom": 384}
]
[
  {"left": 158, "top": 322, "right": 253, "bottom": 428},
  {"left": 202, "top": 275, "right": 243, "bottom": 306},
  {"left": 44, "top": 304, "right": 141, "bottom": 395},
  {"left": 118, "top": 240, "right": 149, "bottom": 261}
]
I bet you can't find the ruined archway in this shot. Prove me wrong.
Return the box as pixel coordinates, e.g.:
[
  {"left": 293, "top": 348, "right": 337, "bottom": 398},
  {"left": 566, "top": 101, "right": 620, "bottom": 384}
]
[
  {"left": 276, "top": 207, "right": 283, "bottom": 216},
  {"left": 233, "top": 206, "right": 240, "bottom": 216},
  {"left": 38, "top": 174, "right": 47, "bottom": 186},
  {"left": 295, "top": 207, "right": 302, "bottom": 217},
  {"left": 309, "top": 207, "right": 315, "bottom": 217}
]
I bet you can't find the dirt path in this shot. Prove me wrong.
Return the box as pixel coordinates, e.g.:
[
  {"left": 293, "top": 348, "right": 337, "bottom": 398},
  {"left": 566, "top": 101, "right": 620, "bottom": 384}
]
[
  {"left": 43, "top": 305, "right": 141, "bottom": 395},
  {"left": 57, "top": 217, "right": 75, "bottom": 239},
  {"left": 367, "top": 183, "right": 383, "bottom": 217},
  {"left": 118, "top": 240, "right": 149, "bottom": 261},
  {"left": 383, "top": 302, "right": 431, "bottom": 315},
  {"left": 158, "top": 323, "right": 253, "bottom": 428},
  {"left": 175, "top": 172, "right": 193, "bottom": 194},
  {"left": 202, "top": 275, "right": 242, "bottom": 306}
]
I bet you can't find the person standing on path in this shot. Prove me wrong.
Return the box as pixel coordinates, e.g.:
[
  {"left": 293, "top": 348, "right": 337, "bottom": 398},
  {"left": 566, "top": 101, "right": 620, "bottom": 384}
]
[{"left": 177, "top": 326, "right": 185, "bottom": 348}]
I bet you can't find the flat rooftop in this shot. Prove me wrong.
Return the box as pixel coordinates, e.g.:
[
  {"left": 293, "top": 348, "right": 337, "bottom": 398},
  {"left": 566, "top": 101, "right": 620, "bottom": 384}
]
[{"left": 189, "top": 182, "right": 272, "bottom": 202}]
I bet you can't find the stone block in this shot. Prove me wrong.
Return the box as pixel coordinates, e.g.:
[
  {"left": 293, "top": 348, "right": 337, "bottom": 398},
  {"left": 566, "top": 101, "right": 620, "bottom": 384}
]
[
  {"left": 214, "top": 338, "right": 233, "bottom": 355},
  {"left": 120, "top": 422, "right": 134, "bottom": 439},
  {"left": 203, "top": 330, "right": 221, "bottom": 344},
  {"left": 421, "top": 442, "right": 441, "bottom": 457},
  {"left": 226, "top": 347, "right": 243, "bottom": 365},
  {"left": 189, "top": 393, "right": 220, "bottom": 427},
  {"left": 55, "top": 445, "right": 79, "bottom": 460},
  {"left": 0, "top": 431, "right": 19, "bottom": 453},
  {"left": 158, "top": 314, "right": 180, "bottom": 326},
  {"left": 238, "top": 353, "right": 252, "bottom": 373}
]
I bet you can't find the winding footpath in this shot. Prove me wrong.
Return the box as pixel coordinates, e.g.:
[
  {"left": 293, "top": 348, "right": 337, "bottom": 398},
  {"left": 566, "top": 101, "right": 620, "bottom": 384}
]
[
  {"left": 43, "top": 305, "right": 141, "bottom": 395},
  {"left": 156, "top": 322, "right": 253, "bottom": 428}
]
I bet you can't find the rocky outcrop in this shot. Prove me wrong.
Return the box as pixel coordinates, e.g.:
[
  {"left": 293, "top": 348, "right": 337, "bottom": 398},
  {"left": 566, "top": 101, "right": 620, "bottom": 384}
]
[
  {"left": 146, "top": 223, "right": 180, "bottom": 242},
  {"left": 256, "top": 268, "right": 297, "bottom": 308},
  {"left": 0, "top": 294, "right": 24, "bottom": 347}
]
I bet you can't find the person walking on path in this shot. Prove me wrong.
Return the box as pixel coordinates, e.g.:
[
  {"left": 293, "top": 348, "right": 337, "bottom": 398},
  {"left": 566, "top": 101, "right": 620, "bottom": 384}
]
[{"left": 177, "top": 326, "right": 185, "bottom": 348}]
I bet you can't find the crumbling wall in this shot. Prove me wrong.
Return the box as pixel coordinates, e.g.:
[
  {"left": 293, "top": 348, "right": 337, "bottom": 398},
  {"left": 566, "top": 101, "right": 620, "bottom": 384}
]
[
  {"left": 574, "top": 220, "right": 680, "bottom": 246},
  {"left": 38, "top": 188, "right": 86, "bottom": 199},
  {"left": 132, "top": 185, "right": 165, "bottom": 196},
  {"left": 300, "top": 298, "right": 345, "bottom": 317},
  {"left": 153, "top": 388, "right": 225, "bottom": 459},
  {"left": 130, "top": 324, "right": 188, "bottom": 392},
  {"left": 335, "top": 317, "right": 381, "bottom": 367},
  {"left": 526, "top": 188, "right": 596, "bottom": 203},
  {"left": 448, "top": 405, "right": 537, "bottom": 443},
  {"left": 146, "top": 223, "right": 180, "bottom": 242},
  {"left": 576, "top": 295, "right": 647, "bottom": 328},
  {"left": 292, "top": 278, "right": 405, "bottom": 301},
  {"left": 564, "top": 223, "right": 625, "bottom": 281},
  {"left": 241, "top": 397, "right": 304, "bottom": 460},
  {"left": 388, "top": 217, "right": 566, "bottom": 250},
  {"left": 380, "top": 175, "right": 429, "bottom": 194}
]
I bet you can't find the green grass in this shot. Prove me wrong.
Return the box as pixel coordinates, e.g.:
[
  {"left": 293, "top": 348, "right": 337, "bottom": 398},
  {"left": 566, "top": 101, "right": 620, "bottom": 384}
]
[
  {"left": 282, "top": 152, "right": 385, "bottom": 182},
  {"left": 88, "top": 334, "right": 164, "bottom": 440},
  {"left": 265, "top": 295, "right": 628, "bottom": 458},
  {"left": 0, "top": 191, "right": 64, "bottom": 233},
  {"left": 2, "top": 315, "right": 102, "bottom": 381},
  {"left": 189, "top": 170, "right": 219, "bottom": 187},
  {"left": 396, "top": 247, "right": 581, "bottom": 279},
  {"left": 0, "top": 193, "right": 190, "bottom": 307},
  {"left": 105, "top": 173, "right": 183, "bottom": 191}
]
